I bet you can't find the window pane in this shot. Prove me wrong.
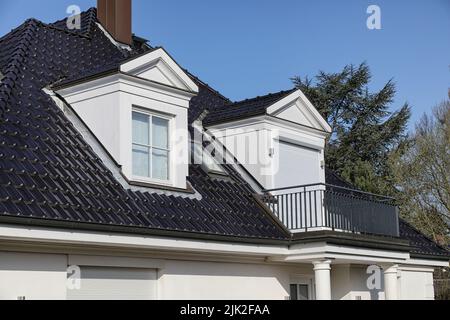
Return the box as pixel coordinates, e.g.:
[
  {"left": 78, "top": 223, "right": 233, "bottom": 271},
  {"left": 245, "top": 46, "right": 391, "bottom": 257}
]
[
  {"left": 290, "top": 284, "right": 298, "bottom": 301},
  {"left": 132, "top": 145, "right": 150, "bottom": 177},
  {"left": 298, "top": 284, "right": 309, "bottom": 300},
  {"left": 152, "top": 117, "right": 169, "bottom": 149},
  {"left": 152, "top": 149, "right": 169, "bottom": 180},
  {"left": 132, "top": 112, "right": 149, "bottom": 145}
]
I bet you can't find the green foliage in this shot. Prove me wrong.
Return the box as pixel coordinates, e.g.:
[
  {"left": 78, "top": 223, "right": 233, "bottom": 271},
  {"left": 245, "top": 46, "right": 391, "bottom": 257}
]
[
  {"left": 292, "top": 62, "right": 411, "bottom": 195},
  {"left": 389, "top": 101, "right": 450, "bottom": 244}
]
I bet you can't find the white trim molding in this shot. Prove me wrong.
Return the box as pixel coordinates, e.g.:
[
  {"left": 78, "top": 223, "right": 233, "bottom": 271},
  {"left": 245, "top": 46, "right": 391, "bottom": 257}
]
[
  {"left": 0, "top": 224, "right": 447, "bottom": 268},
  {"left": 266, "top": 89, "right": 332, "bottom": 133},
  {"left": 120, "top": 48, "right": 199, "bottom": 93}
]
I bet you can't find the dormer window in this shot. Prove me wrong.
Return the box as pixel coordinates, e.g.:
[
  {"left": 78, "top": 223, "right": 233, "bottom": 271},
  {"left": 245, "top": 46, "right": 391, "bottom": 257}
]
[
  {"left": 132, "top": 109, "right": 171, "bottom": 182},
  {"left": 55, "top": 48, "right": 199, "bottom": 190}
]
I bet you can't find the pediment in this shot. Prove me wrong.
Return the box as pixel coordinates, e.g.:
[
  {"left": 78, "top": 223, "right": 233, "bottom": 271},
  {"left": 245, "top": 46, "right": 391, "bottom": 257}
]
[
  {"left": 120, "top": 48, "right": 199, "bottom": 93},
  {"left": 275, "top": 101, "right": 317, "bottom": 128},
  {"left": 267, "top": 90, "right": 331, "bottom": 133}
]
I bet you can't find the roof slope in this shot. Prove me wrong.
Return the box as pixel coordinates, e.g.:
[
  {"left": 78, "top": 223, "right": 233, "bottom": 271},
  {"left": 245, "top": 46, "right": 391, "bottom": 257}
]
[
  {"left": 0, "top": 9, "right": 287, "bottom": 241},
  {"left": 204, "top": 89, "right": 296, "bottom": 126},
  {"left": 399, "top": 220, "right": 449, "bottom": 258}
]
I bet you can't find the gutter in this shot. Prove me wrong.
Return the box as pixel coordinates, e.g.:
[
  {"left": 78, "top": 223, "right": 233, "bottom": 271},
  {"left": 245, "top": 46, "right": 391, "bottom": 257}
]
[
  {"left": 290, "top": 230, "right": 411, "bottom": 253},
  {"left": 0, "top": 216, "right": 290, "bottom": 246}
]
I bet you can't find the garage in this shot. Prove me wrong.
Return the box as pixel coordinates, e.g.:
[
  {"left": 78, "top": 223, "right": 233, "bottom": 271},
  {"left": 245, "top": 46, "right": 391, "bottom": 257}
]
[
  {"left": 67, "top": 267, "right": 158, "bottom": 300},
  {"left": 274, "top": 140, "right": 321, "bottom": 188}
]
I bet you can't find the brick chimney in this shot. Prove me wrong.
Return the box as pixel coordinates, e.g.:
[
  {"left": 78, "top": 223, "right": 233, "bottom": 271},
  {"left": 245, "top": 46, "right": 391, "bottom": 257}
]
[{"left": 97, "top": 0, "right": 132, "bottom": 45}]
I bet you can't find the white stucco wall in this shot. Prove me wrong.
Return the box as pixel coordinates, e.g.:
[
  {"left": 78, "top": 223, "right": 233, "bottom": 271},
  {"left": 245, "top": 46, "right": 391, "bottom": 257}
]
[
  {"left": 158, "top": 260, "right": 312, "bottom": 300},
  {"left": 331, "top": 265, "right": 385, "bottom": 300},
  {"left": 0, "top": 251, "right": 314, "bottom": 300},
  {"left": 208, "top": 117, "right": 327, "bottom": 190},
  {"left": 0, "top": 252, "right": 68, "bottom": 300},
  {"left": 0, "top": 250, "right": 443, "bottom": 300},
  {"left": 398, "top": 267, "right": 435, "bottom": 300},
  {"left": 57, "top": 74, "right": 192, "bottom": 190}
]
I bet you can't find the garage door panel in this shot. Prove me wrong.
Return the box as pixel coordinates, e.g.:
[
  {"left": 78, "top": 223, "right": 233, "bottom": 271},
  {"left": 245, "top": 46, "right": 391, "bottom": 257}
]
[
  {"left": 275, "top": 141, "right": 321, "bottom": 188},
  {"left": 67, "top": 267, "right": 157, "bottom": 300}
]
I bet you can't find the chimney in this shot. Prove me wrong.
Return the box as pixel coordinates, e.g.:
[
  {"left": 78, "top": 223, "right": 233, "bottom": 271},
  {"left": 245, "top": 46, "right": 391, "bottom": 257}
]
[{"left": 97, "top": 0, "right": 132, "bottom": 45}]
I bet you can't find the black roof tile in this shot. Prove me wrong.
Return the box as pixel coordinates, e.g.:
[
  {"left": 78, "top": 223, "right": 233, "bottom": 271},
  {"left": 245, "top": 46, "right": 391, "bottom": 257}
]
[
  {"left": 0, "top": 9, "right": 287, "bottom": 241},
  {"left": 399, "top": 220, "right": 449, "bottom": 258},
  {"left": 204, "top": 88, "right": 296, "bottom": 126}
]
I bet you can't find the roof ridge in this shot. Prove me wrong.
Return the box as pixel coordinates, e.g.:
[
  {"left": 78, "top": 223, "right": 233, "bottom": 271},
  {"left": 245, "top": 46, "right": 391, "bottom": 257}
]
[
  {"left": 229, "top": 88, "right": 296, "bottom": 105},
  {"left": 185, "top": 70, "right": 231, "bottom": 103},
  {"left": 0, "top": 19, "right": 38, "bottom": 116},
  {"left": 48, "top": 7, "right": 98, "bottom": 38}
]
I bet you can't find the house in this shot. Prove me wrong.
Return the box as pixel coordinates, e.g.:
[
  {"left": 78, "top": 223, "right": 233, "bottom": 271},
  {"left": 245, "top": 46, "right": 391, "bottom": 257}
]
[{"left": 0, "top": 0, "right": 448, "bottom": 300}]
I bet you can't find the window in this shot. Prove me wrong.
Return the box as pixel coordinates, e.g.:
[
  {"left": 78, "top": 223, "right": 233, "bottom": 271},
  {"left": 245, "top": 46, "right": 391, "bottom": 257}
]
[
  {"left": 132, "top": 110, "right": 170, "bottom": 182},
  {"left": 290, "top": 284, "right": 310, "bottom": 300},
  {"left": 289, "top": 277, "right": 314, "bottom": 300}
]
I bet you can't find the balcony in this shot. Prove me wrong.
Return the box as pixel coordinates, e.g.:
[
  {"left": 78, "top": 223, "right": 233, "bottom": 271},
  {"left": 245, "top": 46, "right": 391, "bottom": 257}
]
[{"left": 262, "top": 183, "right": 399, "bottom": 237}]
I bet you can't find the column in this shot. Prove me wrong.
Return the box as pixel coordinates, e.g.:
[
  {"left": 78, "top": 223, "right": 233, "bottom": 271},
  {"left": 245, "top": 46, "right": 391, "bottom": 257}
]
[
  {"left": 383, "top": 264, "right": 399, "bottom": 300},
  {"left": 313, "top": 260, "right": 332, "bottom": 300}
]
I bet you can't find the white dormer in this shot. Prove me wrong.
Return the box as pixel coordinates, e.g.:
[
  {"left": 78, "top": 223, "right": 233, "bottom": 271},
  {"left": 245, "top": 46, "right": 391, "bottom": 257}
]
[
  {"left": 120, "top": 49, "right": 198, "bottom": 92},
  {"left": 206, "top": 89, "right": 332, "bottom": 190},
  {"left": 55, "top": 48, "right": 198, "bottom": 190}
]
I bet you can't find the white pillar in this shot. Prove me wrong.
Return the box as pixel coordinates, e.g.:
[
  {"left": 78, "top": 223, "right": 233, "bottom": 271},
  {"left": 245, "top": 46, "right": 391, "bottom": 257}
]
[
  {"left": 313, "top": 260, "right": 332, "bottom": 300},
  {"left": 383, "top": 264, "right": 399, "bottom": 300}
]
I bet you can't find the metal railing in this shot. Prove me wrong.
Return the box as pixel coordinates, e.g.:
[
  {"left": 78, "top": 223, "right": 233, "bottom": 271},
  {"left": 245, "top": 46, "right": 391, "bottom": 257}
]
[{"left": 262, "top": 183, "right": 399, "bottom": 237}]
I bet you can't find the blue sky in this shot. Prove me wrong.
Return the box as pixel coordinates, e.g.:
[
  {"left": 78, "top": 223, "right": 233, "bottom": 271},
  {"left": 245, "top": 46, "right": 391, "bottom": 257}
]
[{"left": 0, "top": 0, "right": 449, "bottom": 128}]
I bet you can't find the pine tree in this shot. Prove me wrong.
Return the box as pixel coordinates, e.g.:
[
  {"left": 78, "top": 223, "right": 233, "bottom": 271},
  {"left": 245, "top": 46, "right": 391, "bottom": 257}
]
[{"left": 292, "top": 62, "right": 411, "bottom": 194}]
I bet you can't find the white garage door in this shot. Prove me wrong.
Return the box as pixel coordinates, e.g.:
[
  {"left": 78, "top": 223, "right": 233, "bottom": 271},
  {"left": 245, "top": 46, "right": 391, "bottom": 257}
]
[
  {"left": 67, "top": 267, "right": 157, "bottom": 300},
  {"left": 274, "top": 141, "right": 321, "bottom": 188}
]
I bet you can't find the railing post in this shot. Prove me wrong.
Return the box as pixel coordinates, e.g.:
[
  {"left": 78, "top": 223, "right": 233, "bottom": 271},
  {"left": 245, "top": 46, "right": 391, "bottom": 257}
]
[
  {"left": 394, "top": 206, "right": 400, "bottom": 237},
  {"left": 304, "top": 187, "right": 308, "bottom": 232}
]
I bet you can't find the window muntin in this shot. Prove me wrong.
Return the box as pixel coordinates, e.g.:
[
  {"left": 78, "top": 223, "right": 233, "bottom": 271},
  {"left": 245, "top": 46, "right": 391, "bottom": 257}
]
[{"left": 132, "top": 110, "right": 170, "bottom": 182}]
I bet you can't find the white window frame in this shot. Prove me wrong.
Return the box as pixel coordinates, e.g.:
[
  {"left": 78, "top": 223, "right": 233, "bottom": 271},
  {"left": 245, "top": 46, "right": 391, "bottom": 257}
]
[{"left": 131, "top": 107, "right": 173, "bottom": 186}]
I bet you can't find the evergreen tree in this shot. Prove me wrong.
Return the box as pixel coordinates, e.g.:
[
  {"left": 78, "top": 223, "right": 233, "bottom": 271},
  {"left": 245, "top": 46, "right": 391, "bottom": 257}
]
[{"left": 292, "top": 62, "right": 410, "bottom": 194}]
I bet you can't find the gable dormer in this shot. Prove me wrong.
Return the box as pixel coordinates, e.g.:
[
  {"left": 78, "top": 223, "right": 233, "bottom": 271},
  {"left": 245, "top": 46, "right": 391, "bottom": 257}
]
[
  {"left": 206, "top": 89, "right": 331, "bottom": 190},
  {"left": 120, "top": 49, "right": 198, "bottom": 92},
  {"left": 54, "top": 48, "right": 198, "bottom": 190},
  {"left": 267, "top": 90, "right": 330, "bottom": 131}
]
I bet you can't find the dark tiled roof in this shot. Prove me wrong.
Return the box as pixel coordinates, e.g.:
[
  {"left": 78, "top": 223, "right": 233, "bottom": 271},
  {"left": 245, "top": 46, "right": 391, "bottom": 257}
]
[
  {"left": 399, "top": 220, "right": 449, "bottom": 258},
  {"left": 325, "top": 169, "right": 355, "bottom": 189},
  {"left": 204, "top": 88, "right": 296, "bottom": 126},
  {"left": 49, "top": 7, "right": 98, "bottom": 36},
  {"left": 0, "top": 9, "right": 288, "bottom": 241}
]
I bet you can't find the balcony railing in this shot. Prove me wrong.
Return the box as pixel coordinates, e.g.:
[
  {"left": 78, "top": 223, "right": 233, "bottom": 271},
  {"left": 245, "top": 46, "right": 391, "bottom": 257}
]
[{"left": 262, "top": 183, "right": 399, "bottom": 237}]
